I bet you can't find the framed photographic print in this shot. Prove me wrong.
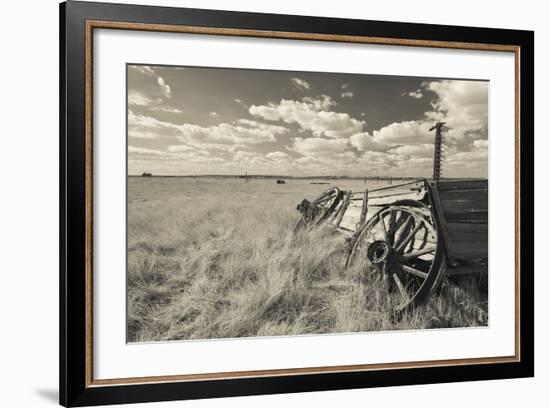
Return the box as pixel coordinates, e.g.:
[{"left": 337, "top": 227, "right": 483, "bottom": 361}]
[{"left": 59, "top": 1, "right": 534, "bottom": 406}]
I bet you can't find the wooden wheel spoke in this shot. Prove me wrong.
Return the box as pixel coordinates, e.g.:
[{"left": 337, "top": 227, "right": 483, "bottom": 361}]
[
  {"left": 378, "top": 212, "right": 388, "bottom": 241},
  {"left": 392, "top": 273, "right": 410, "bottom": 303},
  {"left": 401, "top": 264, "right": 428, "bottom": 279},
  {"left": 391, "top": 212, "right": 411, "bottom": 246},
  {"left": 387, "top": 209, "right": 397, "bottom": 245},
  {"left": 401, "top": 246, "right": 436, "bottom": 260},
  {"left": 395, "top": 220, "right": 424, "bottom": 253}
]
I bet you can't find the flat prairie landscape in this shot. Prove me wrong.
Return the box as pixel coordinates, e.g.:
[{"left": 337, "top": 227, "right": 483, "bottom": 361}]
[{"left": 127, "top": 177, "right": 488, "bottom": 342}]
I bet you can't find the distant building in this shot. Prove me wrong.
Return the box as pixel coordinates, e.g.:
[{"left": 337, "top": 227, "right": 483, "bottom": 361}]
[{"left": 142, "top": 172, "right": 152, "bottom": 177}]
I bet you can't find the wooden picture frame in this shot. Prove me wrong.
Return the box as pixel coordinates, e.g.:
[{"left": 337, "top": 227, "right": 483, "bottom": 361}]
[{"left": 60, "top": 1, "right": 534, "bottom": 406}]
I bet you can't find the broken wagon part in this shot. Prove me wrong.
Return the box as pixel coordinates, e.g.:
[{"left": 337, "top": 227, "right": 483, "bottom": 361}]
[{"left": 294, "top": 187, "right": 344, "bottom": 232}]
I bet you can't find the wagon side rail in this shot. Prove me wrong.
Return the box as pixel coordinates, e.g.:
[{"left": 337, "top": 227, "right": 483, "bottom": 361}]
[{"left": 335, "top": 180, "right": 428, "bottom": 232}]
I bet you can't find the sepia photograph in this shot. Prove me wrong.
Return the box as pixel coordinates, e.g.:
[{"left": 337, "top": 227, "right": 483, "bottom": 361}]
[{"left": 126, "top": 64, "right": 489, "bottom": 343}]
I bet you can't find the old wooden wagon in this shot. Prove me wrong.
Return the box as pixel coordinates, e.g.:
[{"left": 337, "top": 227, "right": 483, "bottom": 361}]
[{"left": 295, "top": 123, "right": 488, "bottom": 312}]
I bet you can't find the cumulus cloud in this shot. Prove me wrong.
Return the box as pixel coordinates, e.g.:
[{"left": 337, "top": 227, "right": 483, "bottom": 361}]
[
  {"left": 290, "top": 137, "right": 349, "bottom": 155},
  {"left": 349, "top": 132, "right": 387, "bottom": 152},
  {"left": 403, "top": 89, "right": 423, "bottom": 99},
  {"left": 150, "top": 106, "right": 182, "bottom": 113},
  {"left": 128, "top": 65, "right": 172, "bottom": 106},
  {"left": 371, "top": 120, "right": 434, "bottom": 145},
  {"left": 128, "top": 110, "right": 182, "bottom": 139},
  {"left": 423, "top": 80, "right": 488, "bottom": 150},
  {"left": 128, "top": 110, "right": 287, "bottom": 146},
  {"left": 166, "top": 145, "right": 196, "bottom": 153},
  {"left": 177, "top": 119, "right": 287, "bottom": 145},
  {"left": 291, "top": 77, "right": 311, "bottom": 91},
  {"left": 128, "top": 146, "right": 168, "bottom": 156},
  {"left": 128, "top": 91, "right": 158, "bottom": 107},
  {"left": 129, "top": 74, "right": 488, "bottom": 178},
  {"left": 130, "top": 65, "right": 155, "bottom": 76},
  {"left": 249, "top": 95, "right": 365, "bottom": 138},
  {"left": 266, "top": 151, "right": 289, "bottom": 160},
  {"left": 129, "top": 144, "right": 221, "bottom": 166},
  {"left": 342, "top": 79, "right": 488, "bottom": 177},
  {"left": 128, "top": 91, "right": 181, "bottom": 112},
  {"left": 157, "top": 76, "right": 171, "bottom": 98},
  {"left": 387, "top": 143, "right": 435, "bottom": 158},
  {"left": 473, "top": 139, "right": 488, "bottom": 149}
]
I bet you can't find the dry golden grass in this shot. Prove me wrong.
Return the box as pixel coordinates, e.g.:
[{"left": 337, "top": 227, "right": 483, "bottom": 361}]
[{"left": 127, "top": 177, "right": 488, "bottom": 342}]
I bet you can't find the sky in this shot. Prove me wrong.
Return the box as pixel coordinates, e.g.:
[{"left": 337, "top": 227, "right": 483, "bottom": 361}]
[{"left": 127, "top": 64, "right": 488, "bottom": 177}]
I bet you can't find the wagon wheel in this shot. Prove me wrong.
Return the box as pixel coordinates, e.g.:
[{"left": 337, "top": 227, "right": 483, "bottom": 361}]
[
  {"left": 345, "top": 203, "right": 445, "bottom": 313},
  {"left": 294, "top": 187, "right": 343, "bottom": 232}
]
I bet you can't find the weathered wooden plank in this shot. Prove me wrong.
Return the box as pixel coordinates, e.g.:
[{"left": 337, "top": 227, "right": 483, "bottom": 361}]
[
  {"left": 447, "top": 265, "right": 487, "bottom": 275},
  {"left": 447, "top": 241, "right": 488, "bottom": 259},
  {"left": 357, "top": 190, "right": 368, "bottom": 229},
  {"left": 444, "top": 211, "right": 488, "bottom": 223},
  {"left": 368, "top": 190, "right": 426, "bottom": 206},
  {"left": 446, "top": 222, "right": 488, "bottom": 242},
  {"left": 437, "top": 179, "right": 488, "bottom": 191},
  {"left": 438, "top": 189, "right": 487, "bottom": 202},
  {"left": 440, "top": 197, "right": 488, "bottom": 213}
]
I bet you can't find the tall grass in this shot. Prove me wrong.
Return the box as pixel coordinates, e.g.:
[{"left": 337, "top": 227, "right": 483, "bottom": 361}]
[{"left": 127, "top": 178, "right": 487, "bottom": 342}]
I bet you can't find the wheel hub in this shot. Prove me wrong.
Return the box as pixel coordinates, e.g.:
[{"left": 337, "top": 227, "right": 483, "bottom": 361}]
[{"left": 367, "top": 240, "right": 392, "bottom": 265}]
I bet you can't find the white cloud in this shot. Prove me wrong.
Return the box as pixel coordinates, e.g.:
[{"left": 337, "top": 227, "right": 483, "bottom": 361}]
[
  {"left": 249, "top": 95, "right": 365, "bottom": 138},
  {"left": 128, "top": 110, "right": 181, "bottom": 139},
  {"left": 290, "top": 137, "right": 349, "bottom": 155},
  {"left": 129, "top": 65, "right": 173, "bottom": 99},
  {"left": 157, "top": 76, "right": 171, "bottom": 98},
  {"left": 234, "top": 98, "right": 248, "bottom": 109},
  {"left": 130, "top": 65, "right": 155, "bottom": 76},
  {"left": 177, "top": 119, "right": 287, "bottom": 145},
  {"left": 266, "top": 151, "right": 289, "bottom": 160},
  {"left": 187, "top": 142, "right": 243, "bottom": 152},
  {"left": 387, "top": 143, "right": 435, "bottom": 158},
  {"left": 129, "top": 110, "right": 287, "bottom": 145},
  {"left": 291, "top": 77, "right": 311, "bottom": 91},
  {"left": 423, "top": 80, "right": 488, "bottom": 149},
  {"left": 473, "top": 139, "right": 488, "bottom": 149},
  {"left": 166, "top": 145, "right": 196, "bottom": 153},
  {"left": 341, "top": 91, "right": 354, "bottom": 98},
  {"left": 129, "top": 91, "right": 181, "bottom": 112},
  {"left": 150, "top": 106, "right": 182, "bottom": 113},
  {"left": 128, "top": 91, "right": 158, "bottom": 107},
  {"left": 372, "top": 120, "right": 434, "bottom": 145},
  {"left": 128, "top": 146, "right": 169, "bottom": 157},
  {"left": 349, "top": 132, "right": 387, "bottom": 152},
  {"left": 407, "top": 90, "right": 423, "bottom": 99}
]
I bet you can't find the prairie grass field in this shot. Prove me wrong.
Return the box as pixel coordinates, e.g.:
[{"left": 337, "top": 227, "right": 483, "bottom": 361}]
[{"left": 127, "top": 177, "right": 488, "bottom": 342}]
